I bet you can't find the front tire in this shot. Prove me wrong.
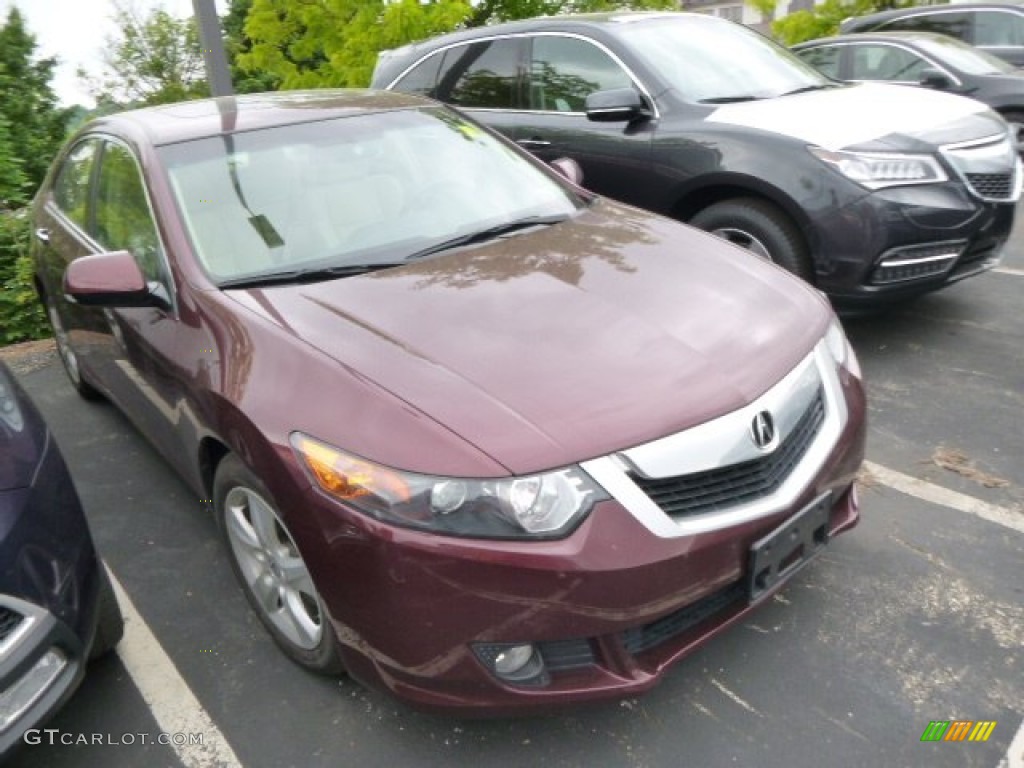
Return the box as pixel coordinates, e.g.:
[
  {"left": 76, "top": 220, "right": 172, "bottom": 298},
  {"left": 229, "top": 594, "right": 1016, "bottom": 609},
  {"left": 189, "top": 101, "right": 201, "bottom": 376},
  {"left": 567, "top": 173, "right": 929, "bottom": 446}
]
[
  {"left": 689, "top": 198, "right": 814, "bottom": 282},
  {"left": 214, "top": 454, "right": 342, "bottom": 675}
]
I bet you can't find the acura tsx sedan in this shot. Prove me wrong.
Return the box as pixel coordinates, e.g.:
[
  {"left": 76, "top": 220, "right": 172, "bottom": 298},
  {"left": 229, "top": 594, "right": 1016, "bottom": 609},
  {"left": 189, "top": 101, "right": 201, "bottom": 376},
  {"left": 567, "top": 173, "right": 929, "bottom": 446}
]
[{"left": 30, "top": 91, "right": 865, "bottom": 713}]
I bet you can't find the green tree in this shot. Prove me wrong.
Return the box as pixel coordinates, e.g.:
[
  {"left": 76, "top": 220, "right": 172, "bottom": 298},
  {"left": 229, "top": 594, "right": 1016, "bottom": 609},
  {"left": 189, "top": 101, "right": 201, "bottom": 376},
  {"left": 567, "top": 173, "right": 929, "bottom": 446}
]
[
  {"left": 238, "top": 0, "right": 676, "bottom": 90},
  {"left": 224, "top": 0, "right": 281, "bottom": 93},
  {"left": 0, "top": 6, "right": 68, "bottom": 196},
  {"left": 772, "top": 0, "right": 916, "bottom": 45},
  {"left": 0, "top": 118, "right": 28, "bottom": 208},
  {"left": 80, "top": 0, "right": 209, "bottom": 108}
]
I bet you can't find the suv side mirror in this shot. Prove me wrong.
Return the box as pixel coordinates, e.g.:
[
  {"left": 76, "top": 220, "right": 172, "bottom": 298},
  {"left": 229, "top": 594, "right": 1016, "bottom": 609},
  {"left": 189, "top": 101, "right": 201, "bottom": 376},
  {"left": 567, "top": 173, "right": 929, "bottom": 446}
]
[
  {"left": 64, "top": 250, "right": 167, "bottom": 309},
  {"left": 919, "top": 68, "right": 954, "bottom": 90},
  {"left": 585, "top": 88, "right": 649, "bottom": 123}
]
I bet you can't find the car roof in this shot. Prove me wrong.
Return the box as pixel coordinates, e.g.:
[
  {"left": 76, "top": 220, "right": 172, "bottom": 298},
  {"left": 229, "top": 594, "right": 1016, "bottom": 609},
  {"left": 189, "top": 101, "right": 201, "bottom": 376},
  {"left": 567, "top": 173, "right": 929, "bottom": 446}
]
[
  {"left": 845, "top": 2, "right": 1024, "bottom": 28},
  {"left": 376, "top": 11, "right": 706, "bottom": 71},
  {"left": 81, "top": 89, "right": 434, "bottom": 147},
  {"left": 794, "top": 30, "right": 973, "bottom": 48}
]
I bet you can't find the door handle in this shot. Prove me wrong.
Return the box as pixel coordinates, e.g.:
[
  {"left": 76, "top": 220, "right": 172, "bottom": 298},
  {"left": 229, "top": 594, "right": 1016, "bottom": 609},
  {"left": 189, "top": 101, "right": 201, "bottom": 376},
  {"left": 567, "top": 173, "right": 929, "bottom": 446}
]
[
  {"left": 517, "top": 138, "right": 552, "bottom": 148},
  {"left": 34, "top": 228, "right": 50, "bottom": 244}
]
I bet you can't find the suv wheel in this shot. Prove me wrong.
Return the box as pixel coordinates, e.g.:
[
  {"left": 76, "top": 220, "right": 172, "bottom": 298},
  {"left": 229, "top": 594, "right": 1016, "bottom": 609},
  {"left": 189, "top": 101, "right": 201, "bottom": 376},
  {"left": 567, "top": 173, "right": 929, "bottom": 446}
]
[{"left": 689, "top": 198, "right": 813, "bottom": 282}]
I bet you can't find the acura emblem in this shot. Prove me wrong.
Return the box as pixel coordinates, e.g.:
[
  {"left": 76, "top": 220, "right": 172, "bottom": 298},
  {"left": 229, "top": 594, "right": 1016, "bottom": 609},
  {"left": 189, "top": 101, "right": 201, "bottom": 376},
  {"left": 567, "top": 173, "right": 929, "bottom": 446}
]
[{"left": 750, "top": 411, "right": 776, "bottom": 450}]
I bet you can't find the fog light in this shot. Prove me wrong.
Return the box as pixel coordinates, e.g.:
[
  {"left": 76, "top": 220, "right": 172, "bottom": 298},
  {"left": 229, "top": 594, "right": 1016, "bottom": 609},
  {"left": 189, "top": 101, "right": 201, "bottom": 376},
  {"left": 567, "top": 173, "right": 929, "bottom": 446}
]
[
  {"left": 0, "top": 648, "right": 67, "bottom": 732},
  {"left": 473, "top": 642, "right": 547, "bottom": 685}
]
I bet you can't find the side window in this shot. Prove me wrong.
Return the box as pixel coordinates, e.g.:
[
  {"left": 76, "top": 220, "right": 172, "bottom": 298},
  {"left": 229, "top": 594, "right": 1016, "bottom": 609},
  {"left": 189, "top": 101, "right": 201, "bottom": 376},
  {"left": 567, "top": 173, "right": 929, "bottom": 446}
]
[
  {"left": 850, "top": 45, "right": 929, "bottom": 82},
  {"left": 52, "top": 139, "right": 99, "bottom": 230},
  {"left": 94, "top": 142, "right": 163, "bottom": 282},
  {"left": 975, "top": 11, "right": 1024, "bottom": 46},
  {"left": 436, "top": 39, "right": 521, "bottom": 108},
  {"left": 528, "top": 36, "right": 633, "bottom": 112},
  {"left": 883, "top": 12, "right": 970, "bottom": 41},
  {"left": 391, "top": 52, "right": 444, "bottom": 97},
  {"left": 797, "top": 46, "right": 842, "bottom": 79}
]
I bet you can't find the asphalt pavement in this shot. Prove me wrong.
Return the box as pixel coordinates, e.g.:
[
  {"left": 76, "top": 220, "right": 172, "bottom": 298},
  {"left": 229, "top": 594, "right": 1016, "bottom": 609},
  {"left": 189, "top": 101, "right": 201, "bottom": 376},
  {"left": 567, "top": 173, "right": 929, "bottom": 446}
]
[{"left": 5, "top": 221, "right": 1023, "bottom": 768}]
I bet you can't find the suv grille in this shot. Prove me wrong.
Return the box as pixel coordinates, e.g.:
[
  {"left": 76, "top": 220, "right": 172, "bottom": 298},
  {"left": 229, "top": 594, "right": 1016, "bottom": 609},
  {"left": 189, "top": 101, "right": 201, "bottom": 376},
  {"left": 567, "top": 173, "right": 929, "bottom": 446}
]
[
  {"left": 965, "top": 172, "right": 1012, "bottom": 200},
  {"left": 941, "top": 135, "right": 1019, "bottom": 203},
  {"left": 0, "top": 606, "right": 25, "bottom": 646},
  {"left": 631, "top": 387, "right": 825, "bottom": 519}
]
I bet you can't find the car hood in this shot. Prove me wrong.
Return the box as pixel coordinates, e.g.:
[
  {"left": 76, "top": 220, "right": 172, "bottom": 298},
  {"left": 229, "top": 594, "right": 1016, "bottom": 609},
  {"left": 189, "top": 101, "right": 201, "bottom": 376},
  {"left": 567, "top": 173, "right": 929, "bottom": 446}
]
[
  {"left": 706, "top": 82, "right": 1003, "bottom": 152},
  {"left": 227, "top": 201, "right": 830, "bottom": 475}
]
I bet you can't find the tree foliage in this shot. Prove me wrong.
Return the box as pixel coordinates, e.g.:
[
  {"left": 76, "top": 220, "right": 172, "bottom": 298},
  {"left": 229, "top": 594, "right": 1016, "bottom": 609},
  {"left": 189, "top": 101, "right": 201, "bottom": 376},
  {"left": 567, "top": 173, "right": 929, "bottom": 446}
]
[
  {"left": 0, "top": 7, "right": 68, "bottom": 197},
  {"left": 80, "top": 0, "right": 209, "bottom": 108},
  {"left": 771, "top": 0, "right": 916, "bottom": 45},
  {"left": 223, "top": 0, "right": 281, "bottom": 93},
  {"left": 237, "top": 0, "right": 677, "bottom": 90}
]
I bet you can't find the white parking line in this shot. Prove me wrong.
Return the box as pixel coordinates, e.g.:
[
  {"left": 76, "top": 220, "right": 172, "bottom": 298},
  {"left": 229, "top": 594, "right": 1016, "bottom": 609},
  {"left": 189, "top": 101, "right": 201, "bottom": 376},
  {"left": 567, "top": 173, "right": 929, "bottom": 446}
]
[
  {"left": 107, "top": 568, "right": 243, "bottom": 768},
  {"left": 993, "top": 266, "right": 1024, "bottom": 277},
  {"left": 864, "top": 461, "right": 1024, "bottom": 534},
  {"left": 1002, "top": 717, "right": 1024, "bottom": 768}
]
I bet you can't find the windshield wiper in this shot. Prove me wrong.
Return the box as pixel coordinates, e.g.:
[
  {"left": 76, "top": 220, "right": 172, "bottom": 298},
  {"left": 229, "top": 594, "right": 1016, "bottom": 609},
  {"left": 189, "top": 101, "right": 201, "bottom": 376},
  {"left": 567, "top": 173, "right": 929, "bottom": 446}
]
[
  {"left": 218, "top": 262, "right": 401, "bottom": 289},
  {"left": 778, "top": 84, "right": 840, "bottom": 97},
  {"left": 698, "top": 95, "right": 764, "bottom": 104},
  {"left": 404, "top": 214, "right": 571, "bottom": 262}
]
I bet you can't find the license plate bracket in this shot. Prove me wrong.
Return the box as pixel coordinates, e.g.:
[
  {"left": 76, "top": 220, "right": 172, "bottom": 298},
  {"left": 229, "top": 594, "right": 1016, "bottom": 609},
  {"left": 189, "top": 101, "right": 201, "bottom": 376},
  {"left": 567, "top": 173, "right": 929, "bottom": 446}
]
[{"left": 747, "top": 491, "right": 832, "bottom": 603}]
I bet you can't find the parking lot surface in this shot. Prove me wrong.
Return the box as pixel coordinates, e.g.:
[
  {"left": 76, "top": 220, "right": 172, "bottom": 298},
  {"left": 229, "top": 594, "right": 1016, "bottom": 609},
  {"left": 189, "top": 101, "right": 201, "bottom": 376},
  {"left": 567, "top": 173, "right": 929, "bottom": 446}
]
[{"left": 6, "top": 228, "right": 1023, "bottom": 768}]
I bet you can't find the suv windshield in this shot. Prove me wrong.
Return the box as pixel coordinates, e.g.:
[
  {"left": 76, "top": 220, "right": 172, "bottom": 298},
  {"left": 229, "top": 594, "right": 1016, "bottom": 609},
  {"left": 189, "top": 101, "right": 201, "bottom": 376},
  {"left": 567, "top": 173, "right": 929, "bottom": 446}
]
[
  {"left": 617, "top": 16, "right": 833, "bottom": 103},
  {"left": 915, "top": 35, "right": 1017, "bottom": 75},
  {"left": 159, "top": 108, "right": 582, "bottom": 283}
]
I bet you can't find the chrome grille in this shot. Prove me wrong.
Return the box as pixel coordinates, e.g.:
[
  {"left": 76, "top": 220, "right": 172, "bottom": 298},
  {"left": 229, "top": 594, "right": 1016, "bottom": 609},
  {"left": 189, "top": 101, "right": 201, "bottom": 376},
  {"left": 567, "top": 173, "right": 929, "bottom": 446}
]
[
  {"left": 0, "top": 606, "right": 24, "bottom": 645},
  {"left": 631, "top": 387, "right": 826, "bottom": 519},
  {"left": 941, "top": 134, "right": 1020, "bottom": 203}
]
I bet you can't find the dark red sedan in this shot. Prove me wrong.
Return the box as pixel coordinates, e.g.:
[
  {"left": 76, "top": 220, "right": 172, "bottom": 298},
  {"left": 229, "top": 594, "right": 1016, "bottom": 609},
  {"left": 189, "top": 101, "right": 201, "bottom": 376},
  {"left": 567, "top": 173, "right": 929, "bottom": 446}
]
[{"left": 29, "top": 91, "right": 865, "bottom": 713}]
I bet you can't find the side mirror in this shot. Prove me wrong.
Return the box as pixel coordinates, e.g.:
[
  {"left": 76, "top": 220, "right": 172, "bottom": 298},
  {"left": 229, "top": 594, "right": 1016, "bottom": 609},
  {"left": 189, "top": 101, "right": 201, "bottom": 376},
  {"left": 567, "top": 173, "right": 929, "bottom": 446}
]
[
  {"left": 919, "top": 68, "right": 953, "bottom": 90},
  {"left": 63, "top": 250, "right": 165, "bottom": 308},
  {"left": 585, "top": 88, "right": 649, "bottom": 123},
  {"left": 549, "top": 157, "right": 584, "bottom": 187}
]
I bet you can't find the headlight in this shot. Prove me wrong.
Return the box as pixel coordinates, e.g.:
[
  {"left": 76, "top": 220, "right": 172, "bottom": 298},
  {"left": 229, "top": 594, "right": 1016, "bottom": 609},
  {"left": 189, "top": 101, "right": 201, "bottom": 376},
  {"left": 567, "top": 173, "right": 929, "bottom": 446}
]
[
  {"left": 809, "top": 147, "right": 948, "bottom": 189},
  {"left": 0, "top": 371, "right": 24, "bottom": 433},
  {"left": 290, "top": 433, "right": 607, "bottom": 539},
  {"left": 824, "top": 316, "right": 860, "bottom": 378}
]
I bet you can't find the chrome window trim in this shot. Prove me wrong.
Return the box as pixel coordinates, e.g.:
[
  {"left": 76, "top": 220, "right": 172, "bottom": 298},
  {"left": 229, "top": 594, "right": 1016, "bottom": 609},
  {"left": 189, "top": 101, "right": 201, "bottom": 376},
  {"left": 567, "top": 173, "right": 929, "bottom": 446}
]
[
  {"left": 582, "top": 340, "right": 847, "bottom": 538},
  {"left": 385, "top": 31, "right": 661, "bottom": 120}
]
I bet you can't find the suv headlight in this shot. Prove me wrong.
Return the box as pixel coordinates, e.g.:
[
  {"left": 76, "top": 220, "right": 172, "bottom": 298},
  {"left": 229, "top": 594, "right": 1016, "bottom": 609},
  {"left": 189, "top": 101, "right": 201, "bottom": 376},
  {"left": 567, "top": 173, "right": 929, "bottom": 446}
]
[
  {"left": 809, "top": 147, "right": 948, "bottom": 189},
  {"left": 291, "top": 433, "right": 607, "bottom": 539}
]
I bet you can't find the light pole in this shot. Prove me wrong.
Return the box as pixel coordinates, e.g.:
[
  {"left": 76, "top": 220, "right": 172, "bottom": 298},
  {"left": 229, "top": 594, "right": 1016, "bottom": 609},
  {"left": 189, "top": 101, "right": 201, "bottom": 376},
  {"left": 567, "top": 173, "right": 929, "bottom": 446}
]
[{"left": 192, "top": 0, "right": 233, "bottom": 97}]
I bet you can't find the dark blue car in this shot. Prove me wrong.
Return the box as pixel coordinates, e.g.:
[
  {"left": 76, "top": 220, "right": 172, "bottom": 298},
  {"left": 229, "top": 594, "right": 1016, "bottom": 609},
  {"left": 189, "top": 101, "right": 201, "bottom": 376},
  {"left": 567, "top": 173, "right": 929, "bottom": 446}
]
[{"left": 0, "top": 360, "right": 122, "bottom": 756}]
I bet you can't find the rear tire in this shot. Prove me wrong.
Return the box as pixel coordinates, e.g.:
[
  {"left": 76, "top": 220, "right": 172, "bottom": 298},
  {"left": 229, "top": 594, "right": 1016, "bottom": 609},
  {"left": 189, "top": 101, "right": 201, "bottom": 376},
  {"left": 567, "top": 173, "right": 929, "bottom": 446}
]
[
  {"left": 44, "top": 292, "right": 101, "bottom": 400},
  {"left": 214, "top": 454, "right": 343, "bottom": 675},
  {"left": 689, "top": 198, "right": 814, "bottom": 282},
  {"left": 89, "top": 566, "right": 124, "bottom": 660}
]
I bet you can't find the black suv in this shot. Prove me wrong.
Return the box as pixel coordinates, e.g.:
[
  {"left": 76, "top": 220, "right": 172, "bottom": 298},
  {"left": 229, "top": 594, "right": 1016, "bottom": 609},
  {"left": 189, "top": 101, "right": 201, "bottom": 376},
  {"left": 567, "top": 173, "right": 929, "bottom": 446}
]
[
  {"left": 841, "top": 3, "right": 1024, "bottom": 66},
  {"left": 372, "top": 12, "right": 1020, "bottom": 310}
]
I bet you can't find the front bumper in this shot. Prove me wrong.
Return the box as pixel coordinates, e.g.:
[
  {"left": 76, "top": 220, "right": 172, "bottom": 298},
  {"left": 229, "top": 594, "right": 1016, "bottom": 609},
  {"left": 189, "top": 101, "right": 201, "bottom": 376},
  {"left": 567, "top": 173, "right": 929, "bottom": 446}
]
[
  {"left": 813, "top": 182, "right": 1015, "bottom": 309},
  {"left": 289, "top": 351, "right": 867, "bottom": 714},
  {"left": 0, "top": 595, "right": 87, "bottom": 756}
]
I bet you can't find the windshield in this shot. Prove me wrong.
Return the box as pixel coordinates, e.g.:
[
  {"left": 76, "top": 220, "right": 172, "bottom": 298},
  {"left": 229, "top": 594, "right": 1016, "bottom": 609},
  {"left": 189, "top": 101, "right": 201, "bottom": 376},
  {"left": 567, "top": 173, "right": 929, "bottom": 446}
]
[
  {"left": 913, "top": 35, "right": 1017, "bottom": 75},
  {"left": 159, "top": 108, "right": 582, "bottom": 283},
  {"left": 617, "top": 15, "right": 832, "bottom": 102}
]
